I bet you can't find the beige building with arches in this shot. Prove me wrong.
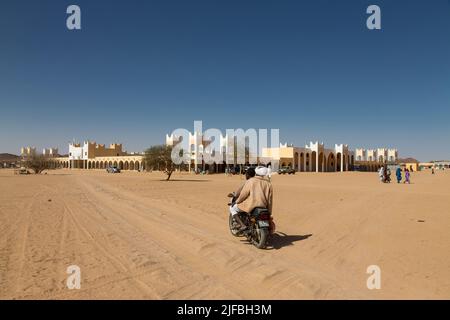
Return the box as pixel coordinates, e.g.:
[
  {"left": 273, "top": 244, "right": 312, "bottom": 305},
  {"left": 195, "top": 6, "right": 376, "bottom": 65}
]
[
  {"left": 262, "top": 144, "right": 398, "bottom": 172},
  {"left": 54, "top": 141, "right": 145, "bottom": 171},
  {"left": 262, "top": 142, "right": 355, "bottom": 172},
  {"left": 354, "top": 148, "right": 398, "bottom": 171},
  {"left": 355, "top": 148, "right": 398, "bottom": 163},
  {"left": 50, "top": 139, "right": 397, "bottom": 174}
]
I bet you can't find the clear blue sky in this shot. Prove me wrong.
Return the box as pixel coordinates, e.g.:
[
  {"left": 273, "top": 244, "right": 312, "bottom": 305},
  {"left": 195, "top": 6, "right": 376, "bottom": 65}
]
[{"left": 1, "top": 0, "right": 449, "bottom": 161}]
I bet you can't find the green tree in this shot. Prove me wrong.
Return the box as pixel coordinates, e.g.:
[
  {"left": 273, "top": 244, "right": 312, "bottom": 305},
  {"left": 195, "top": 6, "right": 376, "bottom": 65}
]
[{"left": 144, "top": 145, "right": 176, "bottom": 181}]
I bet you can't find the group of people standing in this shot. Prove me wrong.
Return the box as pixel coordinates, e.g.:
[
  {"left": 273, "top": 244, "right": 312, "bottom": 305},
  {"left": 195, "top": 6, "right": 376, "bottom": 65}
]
[
  {"left": 379, "top": 165, "right": 410, "bottom": 184},
  {"left": 395, "top": 167, "right": 411, "bottom": 184}
]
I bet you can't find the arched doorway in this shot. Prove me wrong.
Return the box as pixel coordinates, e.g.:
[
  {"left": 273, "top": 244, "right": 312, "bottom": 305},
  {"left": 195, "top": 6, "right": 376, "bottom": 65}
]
[
  {"left": 119, "top": 161, "right": 124, "bottom": 170},
  {"left": 311, "top": 152, "right": 317, "bottom": 172},
  {"left": 318, "top": 152, "right": 324, "bottom": 172},
  {"left": 124, "top": 161, "right": 129, "bottom": 170},
  {"left": 130, "top": 161, "right": 135, "bottom": 170},
  {"left": 327, "top": 153, "right": 335, "bottom": 172},
  {"left": 294, "top": 152, "right": 299, "bottom": 171},
  {"left": 337, "top": 153, "right": 342, "bottom": 171},
  {"left": 306, "top": 153, "right": 310, "bottom": 172},
  {"left": 300, "top": 153, "right": 305, "bottom": 172},
  {"left": 135, "top": 161, "right": 140, "bottom": 171}
]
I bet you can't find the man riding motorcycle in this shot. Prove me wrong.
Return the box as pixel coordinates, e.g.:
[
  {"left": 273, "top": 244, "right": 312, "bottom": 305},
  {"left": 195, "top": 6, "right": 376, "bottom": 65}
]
[
  {"left": 234, "top": 167, "right": 256, "bottom": 197},
  {"left": 229, "top": 167, "right": 256, "bottom": 231},
  {"left": 229, "top": 166, "right": 273, "bottom": 232}
]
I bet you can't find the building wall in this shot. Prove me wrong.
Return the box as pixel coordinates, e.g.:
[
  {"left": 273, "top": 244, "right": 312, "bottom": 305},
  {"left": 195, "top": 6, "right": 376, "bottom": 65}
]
[
  {"left": 262, "top": 142, "right": 354, "bottom": 173},
  {"left": 167, "top": 130, "right": 396, "bottom": 173},
  {"left": 388, "top": 149, "right": 398, "bottom": 162},
  {"left": 261, "top": 147, "right": 294, "bottom": 160},
  {"left": 61, "top": 141, "right": 143, "bottom": 170},
  {"left": 69, "top": 141, "right": 126, "bottom": 160},
  {"left": 21, "top": 147, "right": 36, "bottom": 157},
  {"left": 401, "top": 162, "right": 419, "bottom": 172},
  {"left": 54, "top": 155, "right": 145, "bottom": 171},
  {"left": 354, "top": 147, "right": 398, "bottom": 163},
  {"left": 43, "top": 148, "right": 58, "bottom": 157},
  {"left": 355, "top": 148, "right": 366, "bottom": 161}
]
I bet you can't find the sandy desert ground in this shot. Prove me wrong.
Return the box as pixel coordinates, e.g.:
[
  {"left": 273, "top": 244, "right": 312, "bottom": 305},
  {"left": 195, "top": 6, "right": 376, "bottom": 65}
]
[{"left": 0, "top": 168, "right": 449, "bottom": 299}]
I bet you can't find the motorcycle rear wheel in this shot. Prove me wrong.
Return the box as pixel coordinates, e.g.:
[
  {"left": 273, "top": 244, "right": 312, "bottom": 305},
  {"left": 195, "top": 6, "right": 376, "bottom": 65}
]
[{"left": 250, "top": 224, "right": 269, "bottom": 249}]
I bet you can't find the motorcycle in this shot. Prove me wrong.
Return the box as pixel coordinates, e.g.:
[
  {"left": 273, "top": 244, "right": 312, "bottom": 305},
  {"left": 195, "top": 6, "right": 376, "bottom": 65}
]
[{"left": 227, "top": 192, "right": 274, "bottom": 249}]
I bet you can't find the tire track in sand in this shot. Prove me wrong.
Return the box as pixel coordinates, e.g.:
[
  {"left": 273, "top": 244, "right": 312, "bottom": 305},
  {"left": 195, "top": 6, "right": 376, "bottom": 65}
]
[{"left": 76, "top": 175, "right": 361, "bottom": 299}]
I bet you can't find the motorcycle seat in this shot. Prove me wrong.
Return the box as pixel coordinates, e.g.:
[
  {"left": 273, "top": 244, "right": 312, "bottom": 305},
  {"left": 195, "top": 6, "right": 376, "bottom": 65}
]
[{"left": 252, "top": 207, "right": 269, "bottom": 215}]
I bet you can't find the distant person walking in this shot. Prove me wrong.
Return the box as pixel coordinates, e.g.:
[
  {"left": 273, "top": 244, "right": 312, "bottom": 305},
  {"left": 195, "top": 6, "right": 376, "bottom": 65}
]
[
  {"left": 378, "top": 166, "right": 384, "bottom": 182},
  {"left": 381, "top": 165, "right": 390, "bottom": 183},
  {"left": 396, "top": 167, "right": 402, "bottom": 183},
  {"left": 404, "top": 168, "right": 411, "bottom": 184},
  {"left": 431, "top": 167, "right": 435, "bottom": 175},
  {"left": 386, "top": 166, "right": 391, "bottom": 183}
]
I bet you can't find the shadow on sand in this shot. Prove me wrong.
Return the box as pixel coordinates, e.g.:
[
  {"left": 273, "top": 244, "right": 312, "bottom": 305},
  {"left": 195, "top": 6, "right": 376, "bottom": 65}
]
[
  {"left": 159, "top": 179, "right": 211, "bottom": 182},
  {"left": 268, "top": 232, "right": 312, "bottom": 250}
]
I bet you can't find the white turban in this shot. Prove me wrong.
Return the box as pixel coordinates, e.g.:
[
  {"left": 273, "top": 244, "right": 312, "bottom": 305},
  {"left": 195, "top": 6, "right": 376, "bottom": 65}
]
[{"left": 255, "top": 166, "right": 268, "bottom": 176}]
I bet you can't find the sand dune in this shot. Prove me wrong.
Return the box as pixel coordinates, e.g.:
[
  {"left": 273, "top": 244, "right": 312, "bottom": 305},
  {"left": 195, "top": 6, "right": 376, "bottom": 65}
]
[{"left": 0, "top": 169, "right": 449, "bottom": 299}]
